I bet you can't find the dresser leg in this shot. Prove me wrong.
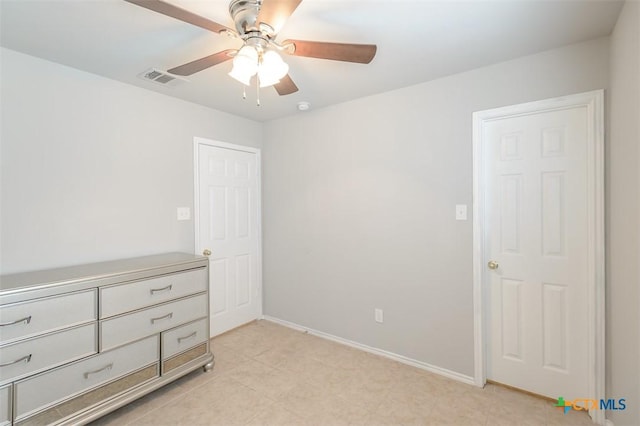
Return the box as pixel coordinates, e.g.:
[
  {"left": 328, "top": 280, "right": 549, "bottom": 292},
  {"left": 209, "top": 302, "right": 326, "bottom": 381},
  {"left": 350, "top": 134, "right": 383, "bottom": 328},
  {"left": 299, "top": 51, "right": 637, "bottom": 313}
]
[{"left": 203, "top": 358, "right": 215, "bottom": 373}]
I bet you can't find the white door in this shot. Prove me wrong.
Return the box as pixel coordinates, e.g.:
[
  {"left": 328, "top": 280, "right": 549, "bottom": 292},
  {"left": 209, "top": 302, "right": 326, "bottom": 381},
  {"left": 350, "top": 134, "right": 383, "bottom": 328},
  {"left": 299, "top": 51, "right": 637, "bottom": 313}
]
[
  {"left": 483, "top": 105, "right": 591, "bottom": 398},
  {"left": 195, "top": 139, "right": 261, "bottom": 337}
]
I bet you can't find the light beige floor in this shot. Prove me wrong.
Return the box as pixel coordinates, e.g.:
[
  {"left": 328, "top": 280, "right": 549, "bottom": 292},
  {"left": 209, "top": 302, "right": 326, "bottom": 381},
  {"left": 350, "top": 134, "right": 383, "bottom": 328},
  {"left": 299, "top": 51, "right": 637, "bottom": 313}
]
[{"left": 91, "top": 320, "right": 592, "bottom": 425}]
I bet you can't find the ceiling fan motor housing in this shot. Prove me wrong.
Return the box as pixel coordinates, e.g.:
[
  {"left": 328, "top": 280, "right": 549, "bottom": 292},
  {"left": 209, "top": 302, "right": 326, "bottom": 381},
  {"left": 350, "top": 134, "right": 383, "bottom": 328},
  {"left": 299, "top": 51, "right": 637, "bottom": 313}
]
[{"left": 229, "top": 0, "right": 272, "bottom": 36}]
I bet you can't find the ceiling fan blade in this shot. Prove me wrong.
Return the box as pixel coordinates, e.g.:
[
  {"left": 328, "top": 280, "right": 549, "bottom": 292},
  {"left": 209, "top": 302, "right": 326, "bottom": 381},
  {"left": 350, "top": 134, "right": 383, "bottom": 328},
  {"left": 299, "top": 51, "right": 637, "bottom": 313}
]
[
  {"left": 167, "top": 50, "right": 236, "bottom": 76},
  {"left": 257, "top": 0, "right": 303, "bottom": 33},
  {"left": 274, "top": 74, "right": 298, "bottom": 96},
  {"left": 124, "top": 0, "right": 233, "bottom": 34},
  {"left": 283, "top": 40, "right": 377, "bottom": 64}
]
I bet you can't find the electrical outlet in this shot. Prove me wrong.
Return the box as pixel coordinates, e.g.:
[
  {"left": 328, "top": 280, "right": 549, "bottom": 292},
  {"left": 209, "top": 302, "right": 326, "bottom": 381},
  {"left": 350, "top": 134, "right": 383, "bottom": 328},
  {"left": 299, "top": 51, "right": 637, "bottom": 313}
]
[
  {"left": 375, "top": 308, "right": 384, "bottom": 323},
  {"left": 177, "top": 207, "right": 191, "bottom": 221}
]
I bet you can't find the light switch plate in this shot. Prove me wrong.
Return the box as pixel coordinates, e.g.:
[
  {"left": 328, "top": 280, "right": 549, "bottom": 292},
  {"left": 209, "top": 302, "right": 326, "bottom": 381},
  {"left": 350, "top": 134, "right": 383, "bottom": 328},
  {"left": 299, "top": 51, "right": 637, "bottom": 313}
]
[
  {"left": 177, "top": 207, "right": 191, "bottom": 221},
  {"left": 456, "top": 204, "right": 468, "bottom": 221}
]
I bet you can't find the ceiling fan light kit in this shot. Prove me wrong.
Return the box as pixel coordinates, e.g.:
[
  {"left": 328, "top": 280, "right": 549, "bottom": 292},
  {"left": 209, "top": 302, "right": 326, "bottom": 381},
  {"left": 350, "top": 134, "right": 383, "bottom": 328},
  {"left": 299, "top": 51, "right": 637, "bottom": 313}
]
[
  {"left": 258, "top": 51, "right": 289, "bottom": 87},
  {"left": 125, "top": 0, "right": 377, "bottom": 104},
  {"left": 227, "top": 39, "right": 290, "bottom": 88},
  {"left": 228, "top": 45, "right": 258, "bottom": 86}
]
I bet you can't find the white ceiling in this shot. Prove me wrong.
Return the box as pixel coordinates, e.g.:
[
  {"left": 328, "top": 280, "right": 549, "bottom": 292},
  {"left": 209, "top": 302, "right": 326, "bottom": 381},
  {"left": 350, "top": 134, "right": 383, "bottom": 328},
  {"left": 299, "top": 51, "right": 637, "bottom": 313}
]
[{"left": 0, "top": 0, "right": 624, "bottom": 122}]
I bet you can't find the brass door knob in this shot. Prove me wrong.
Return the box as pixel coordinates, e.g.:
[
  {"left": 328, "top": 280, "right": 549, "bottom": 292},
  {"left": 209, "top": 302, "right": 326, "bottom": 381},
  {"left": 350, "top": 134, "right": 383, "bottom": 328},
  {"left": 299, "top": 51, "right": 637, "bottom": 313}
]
[
  {"left": 487, "top": 260, "right": 499, "bottom": 270},
  {"left": 202, "top": 249, "right": 212, "bottom": 256}
]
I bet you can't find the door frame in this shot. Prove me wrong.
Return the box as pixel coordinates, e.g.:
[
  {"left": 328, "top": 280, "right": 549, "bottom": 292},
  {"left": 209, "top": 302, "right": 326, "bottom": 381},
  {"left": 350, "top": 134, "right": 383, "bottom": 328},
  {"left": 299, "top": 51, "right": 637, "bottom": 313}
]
[
  {"left": 472, "top": 90, "right": 605, "bottom": 423},
  {"left": 193, "top": 137, "right": 263, "bottom": 322}
]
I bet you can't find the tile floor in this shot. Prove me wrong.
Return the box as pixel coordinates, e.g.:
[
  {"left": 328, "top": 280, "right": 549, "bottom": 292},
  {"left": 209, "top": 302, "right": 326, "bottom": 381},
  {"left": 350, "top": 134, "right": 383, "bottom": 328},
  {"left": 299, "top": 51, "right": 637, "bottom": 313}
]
[{"left": 91, "top": 320, "right": 592, "bottom": 425}]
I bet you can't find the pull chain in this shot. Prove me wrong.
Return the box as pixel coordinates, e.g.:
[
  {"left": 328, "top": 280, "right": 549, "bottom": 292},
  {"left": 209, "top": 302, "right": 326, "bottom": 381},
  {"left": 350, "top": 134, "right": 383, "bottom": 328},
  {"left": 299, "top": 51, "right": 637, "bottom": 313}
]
[
  {"left": 242, "top": 85, "right": 246, "bottom": 100},
  {"left": 256, "top": 76, "right": 261, "bottom": 107}
]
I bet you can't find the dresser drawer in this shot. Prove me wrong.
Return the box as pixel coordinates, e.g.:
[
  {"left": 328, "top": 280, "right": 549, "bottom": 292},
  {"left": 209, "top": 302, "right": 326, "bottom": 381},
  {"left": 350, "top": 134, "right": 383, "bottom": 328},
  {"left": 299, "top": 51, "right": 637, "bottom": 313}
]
[
  {"left": 0, "top": 323, "right": 96, "bottom": 384},
  {"left": 14, "top": 335, "right": 159, "bottom": 421},
  {"left": 162, "top": 318, "right": 208, "bottom": 360},
  {"left": 100, "top": 268, "right": 207, "bottom": 318},
  {"left": 0, "top": 384, "right": 10, "bottom": 426},
  {"left": 100, "top": 294, "right": 207, "bottom": 351},
  {"left": 0, "top": 290, "right": 96, "bottom": 345}
]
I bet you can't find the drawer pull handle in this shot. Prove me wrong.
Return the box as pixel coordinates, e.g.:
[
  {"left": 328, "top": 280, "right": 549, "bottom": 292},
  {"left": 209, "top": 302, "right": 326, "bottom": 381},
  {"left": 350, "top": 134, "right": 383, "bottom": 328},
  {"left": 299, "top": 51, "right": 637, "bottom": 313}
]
[
  {"left": 0, "top": 316, "right": 32, "bottom": 327},
  {"left": 150, "top": 285, "right": 173, "bottom": 295},
  {"left": 177, "top": 331, "right": 197, "bottom": 343},
  {"left": 150, "top": 313, "right": 173, "bottom": 324},
  {"left": 0, "top": 354, "right": 32, "bottom": 368},
  {"left": 84, "top": 363, "right": 113, "bottom": 379}
]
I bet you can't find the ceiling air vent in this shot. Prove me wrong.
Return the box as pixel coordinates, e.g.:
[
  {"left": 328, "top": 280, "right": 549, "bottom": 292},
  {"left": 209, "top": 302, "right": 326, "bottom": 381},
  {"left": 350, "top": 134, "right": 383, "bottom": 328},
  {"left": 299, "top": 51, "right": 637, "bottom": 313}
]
[{"left": 137, "top": 68, "right": 188, "bottom": 87}]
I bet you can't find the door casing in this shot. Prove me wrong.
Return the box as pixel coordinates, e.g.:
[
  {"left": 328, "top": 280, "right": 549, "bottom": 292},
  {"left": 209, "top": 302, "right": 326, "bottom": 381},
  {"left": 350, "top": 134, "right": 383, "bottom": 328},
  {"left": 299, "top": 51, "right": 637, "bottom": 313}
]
[
  {"left": 472, "top": 90, "right": 605, "bottom": 424},
  {"left": 193, "top": 137, "right": 263, "bottom": 334}
]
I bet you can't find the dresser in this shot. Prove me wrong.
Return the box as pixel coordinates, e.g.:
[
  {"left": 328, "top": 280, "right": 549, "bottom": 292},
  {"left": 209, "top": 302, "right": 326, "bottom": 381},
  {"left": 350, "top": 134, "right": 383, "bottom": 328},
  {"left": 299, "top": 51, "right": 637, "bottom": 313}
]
[{"left": 0, "top": 253, "right": 213, "bottom": 426}]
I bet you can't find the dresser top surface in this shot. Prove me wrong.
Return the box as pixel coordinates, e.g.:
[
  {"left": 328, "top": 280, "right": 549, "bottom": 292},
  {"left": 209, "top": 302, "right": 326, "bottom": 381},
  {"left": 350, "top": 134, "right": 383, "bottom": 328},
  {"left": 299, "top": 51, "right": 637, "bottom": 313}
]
[{"left": 0, "top": 253, "right": 208, "bottom": 296}]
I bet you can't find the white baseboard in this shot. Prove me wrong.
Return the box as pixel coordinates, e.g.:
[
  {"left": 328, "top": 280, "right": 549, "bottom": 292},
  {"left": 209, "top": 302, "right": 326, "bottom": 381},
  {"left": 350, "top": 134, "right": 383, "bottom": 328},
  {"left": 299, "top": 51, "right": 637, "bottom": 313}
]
[{"left": 262, "top": 315, "right": 476, "bottom": 386}]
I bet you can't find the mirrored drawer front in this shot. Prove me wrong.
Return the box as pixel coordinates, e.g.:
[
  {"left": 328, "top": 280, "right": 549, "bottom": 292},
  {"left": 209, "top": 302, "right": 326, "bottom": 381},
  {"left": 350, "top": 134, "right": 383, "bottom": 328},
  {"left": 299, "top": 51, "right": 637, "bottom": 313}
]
[
  {"left": 0, "top": 384, "right": 10, "bottom": 426},
  {"left": 0, "top": 290, "right": 96, "bottom": 345},
  {"left": 162, "top": 318, "right": 208, "bottom": 360},
  {"left": 0, "top": 323, "right": 96, "bottom": 384},
  {"left": 14, "top": 334, "right": 159, "bottom": 421},
  {"left": 100, "top": 294, "right": 207, "bottom": 351},
  {"left": 100, "top": 268, "right": 207, "bottom": 318},
  {"left": 15, "top": 365, "right": 158, "bottom": 426},
  {"left": 163, "top": 343, "right": 207, "bottom": 374}
]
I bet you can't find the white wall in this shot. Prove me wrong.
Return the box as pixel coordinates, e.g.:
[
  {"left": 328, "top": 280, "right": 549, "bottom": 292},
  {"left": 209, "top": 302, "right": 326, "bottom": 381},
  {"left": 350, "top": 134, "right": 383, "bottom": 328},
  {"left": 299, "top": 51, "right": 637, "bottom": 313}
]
[
  {"left": 608, "top": 1, "right": 639, "bottom": 425},
  {"left": 262, "top": 38, "right": 609, "bottom": 377},
  {"left": 0, "top": 48, "right": 262, "bottom": 274}
]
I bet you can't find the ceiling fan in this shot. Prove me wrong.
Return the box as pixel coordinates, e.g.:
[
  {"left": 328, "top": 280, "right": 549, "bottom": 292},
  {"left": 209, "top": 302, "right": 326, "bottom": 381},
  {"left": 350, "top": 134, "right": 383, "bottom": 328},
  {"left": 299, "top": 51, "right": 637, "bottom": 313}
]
[{"left": 125, "top": 0, "right": 378, "bottom": 96}]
